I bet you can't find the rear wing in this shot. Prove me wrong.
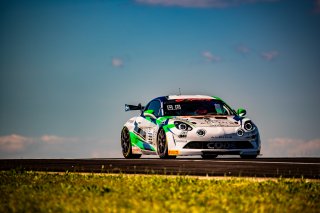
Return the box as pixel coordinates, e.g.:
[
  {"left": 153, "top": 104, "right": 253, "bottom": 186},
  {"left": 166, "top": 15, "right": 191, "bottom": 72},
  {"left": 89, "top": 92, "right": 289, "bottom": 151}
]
[{"left": 125, "top": 104, "right": 144, "bottom": 112}]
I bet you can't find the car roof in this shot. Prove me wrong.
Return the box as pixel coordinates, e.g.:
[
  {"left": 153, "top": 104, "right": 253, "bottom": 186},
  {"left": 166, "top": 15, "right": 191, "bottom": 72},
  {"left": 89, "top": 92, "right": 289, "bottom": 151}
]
[
  {"left": 151, "top": 95, "right": 218, "bottom": 103},
  {"left": 167, "top": 95, "right": 214, "bottom": 100}
]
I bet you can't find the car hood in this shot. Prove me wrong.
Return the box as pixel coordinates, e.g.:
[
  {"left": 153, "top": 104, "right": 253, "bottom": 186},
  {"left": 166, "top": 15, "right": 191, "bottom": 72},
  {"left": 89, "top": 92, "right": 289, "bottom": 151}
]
[{"left": 173, "top": 115, "right": 241, "bottom": 127}]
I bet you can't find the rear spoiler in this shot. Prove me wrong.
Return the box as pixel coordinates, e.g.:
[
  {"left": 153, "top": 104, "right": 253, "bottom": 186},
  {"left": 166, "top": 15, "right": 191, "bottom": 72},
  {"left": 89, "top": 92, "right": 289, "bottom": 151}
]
[{"left": 125, "top": 103, "right": 144, "bottom": 112}]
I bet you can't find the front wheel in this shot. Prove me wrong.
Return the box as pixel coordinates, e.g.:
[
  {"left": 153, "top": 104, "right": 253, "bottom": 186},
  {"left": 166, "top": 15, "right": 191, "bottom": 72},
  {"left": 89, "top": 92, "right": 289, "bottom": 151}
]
[
  {"left": 157, "top": 128, "right": 176, "bottom": 159},
  {"left": 121, "top": 127, "right": 141, "bottom": 159}
]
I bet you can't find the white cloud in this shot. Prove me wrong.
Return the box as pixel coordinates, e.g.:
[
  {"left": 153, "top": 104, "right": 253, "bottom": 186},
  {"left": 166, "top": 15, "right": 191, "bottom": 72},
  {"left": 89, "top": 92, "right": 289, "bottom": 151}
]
[
  {"left": 261, "top": 50, "right": 279, "bottom": 61},
  {"left": 112, "top": 57, "right": 124, "bottom": 67},
  {"left": 263, "top": 138, "right": 320, "bottom": 157},
  {"left": 236, "top": 45, "right": 250, "bottom": 54},
  {"left": 202, "top": 51, "right": 221, "bottom": 62},
  {"left": 0, "top": 134, "right": 79, "bottom": 155},
  {"left": 40, "top": 135, "right": 77, "bottom": 143},
  {"left": 0, "top": 134, "right": 120, "bottom": 159},
  {"left": 135, "top": 0, "right": 279, "bottom": 8},
  {"left": 0, "top": 134, "right": 30, "bottom": 152}
]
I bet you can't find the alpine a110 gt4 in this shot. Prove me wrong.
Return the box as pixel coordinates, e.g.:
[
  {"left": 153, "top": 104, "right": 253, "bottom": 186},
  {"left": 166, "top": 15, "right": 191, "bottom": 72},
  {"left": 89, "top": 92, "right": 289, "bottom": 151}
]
[{"left": 121, "top": 95, "right": 260, "bottom": 159}]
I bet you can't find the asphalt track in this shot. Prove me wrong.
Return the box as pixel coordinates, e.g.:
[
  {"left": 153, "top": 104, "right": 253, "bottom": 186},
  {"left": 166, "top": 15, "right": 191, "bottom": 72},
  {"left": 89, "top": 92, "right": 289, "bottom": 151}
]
[{"left": 0, "top": 158, "right": 319, "bottom": 179}]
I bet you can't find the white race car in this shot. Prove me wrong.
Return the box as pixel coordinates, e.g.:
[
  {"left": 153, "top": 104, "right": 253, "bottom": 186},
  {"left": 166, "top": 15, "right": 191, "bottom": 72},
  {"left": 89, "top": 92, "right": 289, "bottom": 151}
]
[{"left": 121, "top": 95, "right": 261, "bottom": 159}]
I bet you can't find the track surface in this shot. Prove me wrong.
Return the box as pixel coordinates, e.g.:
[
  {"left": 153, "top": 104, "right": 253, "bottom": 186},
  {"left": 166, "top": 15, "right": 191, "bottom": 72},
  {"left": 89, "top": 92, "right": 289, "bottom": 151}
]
[{"left": 1, "top": 158, "right": 319, "bottom": 179}]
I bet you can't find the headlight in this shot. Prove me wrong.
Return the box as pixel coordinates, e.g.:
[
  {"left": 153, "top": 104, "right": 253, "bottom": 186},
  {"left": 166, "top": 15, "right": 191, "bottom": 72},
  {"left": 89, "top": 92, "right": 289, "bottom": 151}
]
[
  {"left": 244, "top": 121, "right": 254, "bottom": 131},
  {"left": 174, "top": 121, "right": 193, "bottom": 131}
]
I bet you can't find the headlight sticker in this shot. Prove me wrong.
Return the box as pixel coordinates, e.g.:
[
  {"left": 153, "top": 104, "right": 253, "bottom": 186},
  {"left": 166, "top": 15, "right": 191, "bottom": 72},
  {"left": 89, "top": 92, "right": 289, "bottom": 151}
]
[{"left": 174, "top": 121, "right": 193, "bottom": 131}]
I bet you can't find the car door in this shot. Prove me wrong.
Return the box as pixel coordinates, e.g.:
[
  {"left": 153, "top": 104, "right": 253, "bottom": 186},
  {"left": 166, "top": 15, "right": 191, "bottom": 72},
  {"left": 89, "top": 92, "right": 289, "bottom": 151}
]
[{"left": 135, "top": 100, "right": 162, "bottom": 147}]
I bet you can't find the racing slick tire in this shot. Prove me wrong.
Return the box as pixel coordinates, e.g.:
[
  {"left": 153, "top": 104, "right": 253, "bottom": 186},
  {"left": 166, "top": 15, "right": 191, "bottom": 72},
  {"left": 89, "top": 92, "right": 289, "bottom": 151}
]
[
  {"left": 121, "top": 127, "right": 141, "bottom": 159},
  {"left": 157, "top": 128, "right": 176, "bottom": 159}
]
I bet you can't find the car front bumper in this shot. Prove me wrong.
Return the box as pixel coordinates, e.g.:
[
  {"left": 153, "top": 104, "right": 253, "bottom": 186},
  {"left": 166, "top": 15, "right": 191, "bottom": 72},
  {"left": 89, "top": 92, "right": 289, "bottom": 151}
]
[{"left": 167, "top": 128, "right": 261, "bottom": 156}]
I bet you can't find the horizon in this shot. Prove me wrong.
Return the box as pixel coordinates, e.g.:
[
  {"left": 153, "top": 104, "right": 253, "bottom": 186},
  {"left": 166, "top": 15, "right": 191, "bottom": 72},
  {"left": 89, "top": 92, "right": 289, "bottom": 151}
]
[{"left": 1, "top": 0, "right": 320, "bottom": 158}]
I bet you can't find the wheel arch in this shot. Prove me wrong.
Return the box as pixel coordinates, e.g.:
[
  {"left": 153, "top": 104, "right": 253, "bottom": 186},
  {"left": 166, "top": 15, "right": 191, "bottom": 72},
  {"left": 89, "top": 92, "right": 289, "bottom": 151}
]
[{"left": 156, "top": 125, "right": 176, "bottom": 153}]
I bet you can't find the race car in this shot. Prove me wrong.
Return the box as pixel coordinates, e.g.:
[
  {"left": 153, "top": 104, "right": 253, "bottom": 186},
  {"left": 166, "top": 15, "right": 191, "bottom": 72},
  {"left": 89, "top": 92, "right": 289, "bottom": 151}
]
[{"left": 121, "top": 95, "right": 261, "bottom": 159}]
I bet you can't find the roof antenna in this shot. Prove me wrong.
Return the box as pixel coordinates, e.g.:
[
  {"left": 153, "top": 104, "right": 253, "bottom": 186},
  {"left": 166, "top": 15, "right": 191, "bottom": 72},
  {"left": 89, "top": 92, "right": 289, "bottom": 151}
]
[{"left": 179, "top": 88, "right": 182, "bottom": 95}]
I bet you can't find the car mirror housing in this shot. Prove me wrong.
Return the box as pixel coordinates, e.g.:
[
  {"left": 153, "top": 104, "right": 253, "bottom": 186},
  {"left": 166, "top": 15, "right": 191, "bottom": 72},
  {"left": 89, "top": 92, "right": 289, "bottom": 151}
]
[
  {"left": 143, "top": 110, "right": 157, "bottom": 119},
  {"left": 237, "top": 108, "right": 247, "bottom": 117}
]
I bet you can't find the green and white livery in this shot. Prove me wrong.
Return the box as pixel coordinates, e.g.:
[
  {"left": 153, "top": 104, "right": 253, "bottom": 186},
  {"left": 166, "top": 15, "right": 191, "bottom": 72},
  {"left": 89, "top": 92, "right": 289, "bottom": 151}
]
[{"left": 121, "top": 95, "right": 261, "bottom": 159}]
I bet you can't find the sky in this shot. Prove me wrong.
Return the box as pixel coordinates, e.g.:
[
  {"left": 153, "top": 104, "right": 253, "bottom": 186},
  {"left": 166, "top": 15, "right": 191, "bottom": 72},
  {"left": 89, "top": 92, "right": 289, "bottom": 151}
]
[{"left": 1, "top": 0, "right": 320, "bottom": 158}]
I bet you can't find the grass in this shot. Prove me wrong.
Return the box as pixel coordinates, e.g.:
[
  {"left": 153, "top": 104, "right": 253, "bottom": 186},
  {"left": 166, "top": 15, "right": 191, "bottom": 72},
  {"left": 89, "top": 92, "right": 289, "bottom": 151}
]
[{"left": 0, "top": 171, "right": 319, "bottom": 213}]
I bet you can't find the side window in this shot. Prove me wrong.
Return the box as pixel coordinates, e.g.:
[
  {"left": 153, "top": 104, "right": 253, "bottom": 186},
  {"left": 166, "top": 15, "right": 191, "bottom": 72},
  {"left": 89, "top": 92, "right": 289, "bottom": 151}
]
[
  {"left": 222, "top": 105, "right": 231, "bottom": 115},
  {"left": 146, "top": 100, "right": 162, "bottom": 117},
  {"left": 214, "top": 103, "right": 228, "bottom": 115}
]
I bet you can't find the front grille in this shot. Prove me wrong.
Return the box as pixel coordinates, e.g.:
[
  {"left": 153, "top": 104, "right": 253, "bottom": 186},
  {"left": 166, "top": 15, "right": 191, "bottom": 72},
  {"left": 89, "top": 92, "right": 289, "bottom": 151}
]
[{"left": 183, "top": 141, "right": 253, "bottom": 149}]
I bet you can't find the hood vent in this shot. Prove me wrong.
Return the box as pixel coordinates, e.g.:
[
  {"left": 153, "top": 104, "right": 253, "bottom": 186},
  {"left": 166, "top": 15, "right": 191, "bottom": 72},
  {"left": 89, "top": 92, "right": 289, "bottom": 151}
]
[{"left": 215, "top": 116, "right": 227, "bottom": 119}]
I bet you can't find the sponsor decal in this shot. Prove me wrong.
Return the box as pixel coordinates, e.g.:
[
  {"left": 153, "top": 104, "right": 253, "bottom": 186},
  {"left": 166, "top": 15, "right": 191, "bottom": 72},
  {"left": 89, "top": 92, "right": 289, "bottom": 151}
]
[
  {"left": 207, "top": 142, "right": 236, "bottom": 149},
  {"left": 175, "top": 139, "right": 187, "bottom": 142},
  {"left": 167, "top": 104, "right": 181, "bottom": 110},
  {"left": 168, "top": 150, "right": 180, "bottom": 155},
  {"left": 132, "top": 146, "right": 141, "bottom": 154},
  {"left": 178, "top": 131, "right": 188, "bottom": 138},
  {"left": 211, "top": 136, "right": 232, "bottom": 139},
  {"left": 134, "top": 122, "right": 146, "bottom": 140},
  {"left": 147, "top": 130, "right": 154, "bottom": 144},
  {"left": 210, "top": 120, "right": 239, "bottom": 127}
]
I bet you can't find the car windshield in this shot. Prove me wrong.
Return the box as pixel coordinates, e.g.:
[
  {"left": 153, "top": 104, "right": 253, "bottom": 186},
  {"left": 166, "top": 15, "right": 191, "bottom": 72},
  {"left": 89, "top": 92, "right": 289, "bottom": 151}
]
[{"left": 163, "top": 99, "right": 235, "bottom": 116}]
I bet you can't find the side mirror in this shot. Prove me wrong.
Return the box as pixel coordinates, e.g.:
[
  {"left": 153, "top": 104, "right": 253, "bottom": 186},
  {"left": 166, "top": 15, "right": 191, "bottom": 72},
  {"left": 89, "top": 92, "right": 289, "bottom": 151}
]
[
  {"left": 237, "top": 108, "right": 247, "bottom": 117},
  {"left": 143, "top": 110, "right": 157, "bottom": 120}
]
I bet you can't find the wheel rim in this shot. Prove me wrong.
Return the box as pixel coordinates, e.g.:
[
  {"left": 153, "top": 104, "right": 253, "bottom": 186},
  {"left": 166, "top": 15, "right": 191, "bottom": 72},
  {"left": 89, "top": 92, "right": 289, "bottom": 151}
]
[
  {"left": 157, "top": 129, "right": 166, "bottom": 154},
  {"left": 121, "top": 128, "right": 130, "bottom": 155}
]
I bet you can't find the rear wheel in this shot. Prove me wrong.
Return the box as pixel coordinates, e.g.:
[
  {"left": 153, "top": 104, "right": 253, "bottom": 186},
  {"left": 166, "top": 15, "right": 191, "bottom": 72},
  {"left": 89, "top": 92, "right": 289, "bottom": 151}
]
[
  {"left": 157, "top": 128, "right": 176, "bottom": 159},
  {"left": 121, "top": 127, "right": 141, "bottom": 159},
  {"left": 201, "top": 154, "right": 218, "bottom": 159}
]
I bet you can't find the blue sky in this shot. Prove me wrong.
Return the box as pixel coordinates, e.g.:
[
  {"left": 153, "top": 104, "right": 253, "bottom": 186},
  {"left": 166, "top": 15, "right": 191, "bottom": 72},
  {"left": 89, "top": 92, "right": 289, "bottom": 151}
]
[{"left": 1, "top": 0, "right": 320, "bottom": 158}]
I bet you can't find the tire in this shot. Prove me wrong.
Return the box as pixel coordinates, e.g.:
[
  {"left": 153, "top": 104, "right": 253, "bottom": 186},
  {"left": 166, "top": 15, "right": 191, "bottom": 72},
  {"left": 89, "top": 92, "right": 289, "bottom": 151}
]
[
  {"left": 121, "top": 127, "right": 141, "bottom": 159},
  {"left": 240, "top": 155, "right": 257, "bottom": 159},
  {"left": 201, "top": 154, "right": 218, "bottom": 159},
  {"left": 157, "top": 128, "right": 176, "bottom": 159}
]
